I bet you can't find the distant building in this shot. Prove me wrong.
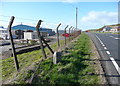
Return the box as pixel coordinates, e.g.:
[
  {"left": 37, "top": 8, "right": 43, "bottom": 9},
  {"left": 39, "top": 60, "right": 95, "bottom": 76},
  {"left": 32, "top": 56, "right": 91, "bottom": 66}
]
[
  {"left": 118, "top": 26, "right": 120, "bottom": 32},
  {"left": 12, "top": 24, "right": 55, "bottom": 37},
  {"left": 0, "top": 27, "right": 8, "bottom": 39},
  {"left": 110, "top": 26, "right": 118, "bottom": 32},
  {"left": 101, "top": 25, "right": 120, "bottom": 33},
  {"left": 102, "top": 26, "right": 112, "bottom": 32},
  {"left": 24, "top": 31, "right": 47, "bottom": 40},
  {"left": 15, "top": 30, "right": 24, "bottom": 39}
]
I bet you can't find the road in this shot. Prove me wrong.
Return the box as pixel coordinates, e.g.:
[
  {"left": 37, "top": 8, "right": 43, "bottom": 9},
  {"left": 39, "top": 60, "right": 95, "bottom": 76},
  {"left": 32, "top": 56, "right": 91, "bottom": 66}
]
[{"left": 87, "top": 32, "right": 120, "bottom": 85}]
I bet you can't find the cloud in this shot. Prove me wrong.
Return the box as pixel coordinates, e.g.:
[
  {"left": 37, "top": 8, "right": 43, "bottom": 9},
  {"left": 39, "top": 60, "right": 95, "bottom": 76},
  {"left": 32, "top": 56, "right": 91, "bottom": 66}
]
[{"left": 80, "top": 11, "right": 118, "bottom": 30}]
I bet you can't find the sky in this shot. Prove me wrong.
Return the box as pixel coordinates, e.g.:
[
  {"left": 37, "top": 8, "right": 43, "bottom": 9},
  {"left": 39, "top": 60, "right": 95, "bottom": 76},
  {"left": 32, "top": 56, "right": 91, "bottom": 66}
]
[{"left": 0, "top": 1, "right": 119, "bottom": 31}]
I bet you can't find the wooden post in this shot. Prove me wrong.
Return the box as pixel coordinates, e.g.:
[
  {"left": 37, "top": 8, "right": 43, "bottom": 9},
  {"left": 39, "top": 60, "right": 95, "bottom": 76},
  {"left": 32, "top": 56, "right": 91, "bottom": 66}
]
[
  {"left": 36, "top": 20, "right": 47, "bottom": 59},
  {"left": 8, "top": 16, "right": 19, "bottom": 71},
  {"left": 64, "top": 25, "right": 69, "bottom": 45},
  {"left": 69, "top": 26, "right": 72, "bottom": 42},
  {"left": 56, "top": 23, "right": 61, "bottom": 47}
]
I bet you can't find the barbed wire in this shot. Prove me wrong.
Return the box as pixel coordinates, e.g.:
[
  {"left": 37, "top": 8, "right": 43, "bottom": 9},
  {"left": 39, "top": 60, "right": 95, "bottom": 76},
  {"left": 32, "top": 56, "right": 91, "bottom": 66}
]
[
  {"left": 0, "top": 15, "right": 61, "bottom": 25},
  {"left": 0, "top": 15, "right": 76, "bottom": 31}
]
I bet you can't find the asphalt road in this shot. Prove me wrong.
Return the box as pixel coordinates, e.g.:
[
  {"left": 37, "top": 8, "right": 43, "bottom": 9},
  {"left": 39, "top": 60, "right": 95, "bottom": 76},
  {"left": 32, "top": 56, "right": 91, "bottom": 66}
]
[{"left": 87, "top": 32, "right": 120, "bottom": 85}]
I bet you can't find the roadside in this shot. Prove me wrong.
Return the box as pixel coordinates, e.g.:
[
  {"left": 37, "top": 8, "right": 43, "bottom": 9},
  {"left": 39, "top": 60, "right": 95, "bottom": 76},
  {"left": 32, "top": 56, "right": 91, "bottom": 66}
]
[
  {"left": 31, "top": 33, "right": 106, "bottom": 84},
  {"left": 87, "top": 32, "right": 119, "bottom": 85},
  {"left": 1, "top": 33, "right": 107, "bottom": 85},
  {"left": 89, "top": 35, "right": 107, "bottom": 84},
  {"left": 1, "top": 38, "right": 68, "bottom": 84}
]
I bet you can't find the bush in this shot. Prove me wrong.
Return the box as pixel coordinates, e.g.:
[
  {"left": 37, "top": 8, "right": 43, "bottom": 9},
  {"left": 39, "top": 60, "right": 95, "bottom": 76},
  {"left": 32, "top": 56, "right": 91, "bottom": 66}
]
[{"left": 29, "top": 40, "right": 37, "bottom": 45}]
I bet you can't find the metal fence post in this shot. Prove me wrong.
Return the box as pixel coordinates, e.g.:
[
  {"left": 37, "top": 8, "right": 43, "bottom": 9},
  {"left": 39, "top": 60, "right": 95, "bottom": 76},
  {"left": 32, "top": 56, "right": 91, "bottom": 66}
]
[
  {"left": 71, "top": 27, "right": 74, "bottom": 40},
  {"left": 69, "top": 26, "right": 72, "bottom": 42},
  {"left": 8, "top": 16, "right": 19, "bottom": 71},
  {"left": 41, "top": 36, "right": 54, "bottom": 54},
  {"left": 74, "top": 28, "right": 75, "bottom": 38},
  {"left": 64, "top": 25, "right": 69, "bottom": 45},
  {"left": 56, "top": 23, "right": 61, "bottom": 47},
  {"left": 36, "top": 20, "right": 47, "bottom": 59}
]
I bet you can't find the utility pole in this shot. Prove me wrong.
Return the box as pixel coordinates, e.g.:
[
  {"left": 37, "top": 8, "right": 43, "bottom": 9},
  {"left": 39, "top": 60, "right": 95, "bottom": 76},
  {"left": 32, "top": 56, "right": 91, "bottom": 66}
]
[{"left": 76, "top": 7, "right": 78, "bottom": 30}]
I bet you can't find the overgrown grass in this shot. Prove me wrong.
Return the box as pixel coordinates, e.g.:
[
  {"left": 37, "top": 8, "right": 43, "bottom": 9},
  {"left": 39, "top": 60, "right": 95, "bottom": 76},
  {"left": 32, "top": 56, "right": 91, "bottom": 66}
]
[
  {"left": 31, "top": 33, "right": 101, "bottom": 85},
  {"left": 1, "top": 39, "right": 68, "bottom": 83}
]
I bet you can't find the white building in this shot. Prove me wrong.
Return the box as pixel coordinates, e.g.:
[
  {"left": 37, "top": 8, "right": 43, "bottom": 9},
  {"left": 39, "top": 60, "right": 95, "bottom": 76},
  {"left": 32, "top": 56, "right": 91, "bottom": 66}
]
[
  {"left": 24, "top": 31, "right": 47, "bottom": 40},
  {"left": 102, "top": 26, "right": 112, "bottom": 32},
  {"left": 110, "top": 26, "right": 118, "bottom": 32},
  {"left": 0, "top": 27, "right": 8, "bottom": 40}
]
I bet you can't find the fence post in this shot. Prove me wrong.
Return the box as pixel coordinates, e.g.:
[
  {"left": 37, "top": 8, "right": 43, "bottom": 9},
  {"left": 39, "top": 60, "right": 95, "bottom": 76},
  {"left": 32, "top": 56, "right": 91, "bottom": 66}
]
[
  {"left": 64, "top": 25, "right": 69, "bottom": 45},
  {"left": 69, "top": 26, "right": 72, "bottom": 42},
  {"left": 56, "top": 23, "right": 61, "bottom": 47},
  {"left": 8, "top": 16, "right": 19, "bottom": 71},
  {"left": 72, "top": 27, "right": 74, "bottom": 40},
  {"left": 36, "top": 20, "right": 47, "bottom": 59},
  {"left": 74, "top": 28, "right": 76, "bottom": 38},
  {"left": 41, "top": 36, "right": 54, "bottom": 54}
]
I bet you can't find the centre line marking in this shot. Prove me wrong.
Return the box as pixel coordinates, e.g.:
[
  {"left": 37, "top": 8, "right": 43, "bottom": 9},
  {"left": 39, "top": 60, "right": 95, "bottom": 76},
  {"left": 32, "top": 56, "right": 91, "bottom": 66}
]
[
  {"left": 101, "top": 42, "right": 103, "bottom": 45},
  {"left": 110, "top": 36, "right": 113, "bottom": 38},
  {"left": 102, "top": 44, "right": 105, "bottom": 47},
  {"left": 104, "top": 47, "right": 107, "bottom": 50},
  {"left": 114, "top": 38, "right": 119, "bottom": 39},
  {"left": 110, "top": 57, "right": 120, "bottom": 75},
  {"left": 106, "top": 51, "right": 110, "bottom": 55}
]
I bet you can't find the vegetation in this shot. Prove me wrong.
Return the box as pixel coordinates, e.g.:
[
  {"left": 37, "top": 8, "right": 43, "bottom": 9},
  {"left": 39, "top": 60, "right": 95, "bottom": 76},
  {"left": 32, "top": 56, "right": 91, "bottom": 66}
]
[
  {"left": 1, "top": 38, "right": 69, "bottom": 84},
  {"left": 1, "top": 33, "right": 101, "bottom": 84},
  {"left": 32, "top": 33, "right": 101, "bottom": 85}
]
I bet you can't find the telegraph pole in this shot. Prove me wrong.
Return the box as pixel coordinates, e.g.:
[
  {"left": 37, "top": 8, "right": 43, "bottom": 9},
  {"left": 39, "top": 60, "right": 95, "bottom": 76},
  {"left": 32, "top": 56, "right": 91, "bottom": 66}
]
[{"left": 76, "top": 7, "right": 78, "bottom": 30}]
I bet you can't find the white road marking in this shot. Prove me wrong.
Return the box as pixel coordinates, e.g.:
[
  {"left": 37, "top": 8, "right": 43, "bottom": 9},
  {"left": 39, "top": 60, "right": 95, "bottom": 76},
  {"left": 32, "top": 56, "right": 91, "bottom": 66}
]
[
  {"left": 104, "top": 47, "right": 107, "bottom": 50},
  {"left": 110, "top": 57, "right": 120, "bottom": 75},
  {"left": 106, "top": 51, "right": 110, "bottom": 55},
  {"left": 114, "top": 38, "right": 120, "bottom": 40},
  {"left": 109, "top": 35, "right": 120, "bottom": 40},
  {"left": 110, "top": 36, "right": 114, "bottom": 38},
  {"left": 100, "top": 41, "right": 103, "bottom": 44},
  {"left": 96, "top": 35, "right": 103, "bottom": 43},
  {"left": 96, "top": 35, "right": 105, "bottom": 46},
  {"left": 102, "top": 44, "right": 105, "bottom": 47},
  {"left": 96, "top": 35, "right": 120, "bottom": 75}
]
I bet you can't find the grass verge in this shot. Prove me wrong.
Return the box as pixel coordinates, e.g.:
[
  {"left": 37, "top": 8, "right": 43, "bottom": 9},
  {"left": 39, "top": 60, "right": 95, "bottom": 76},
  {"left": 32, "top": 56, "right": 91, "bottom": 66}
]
[
  {"left": 31, "top": 33, "right": 101, "bottom": 85},
  {"left": 1, "top": 39, "right": 68, "bottom": 84}
]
